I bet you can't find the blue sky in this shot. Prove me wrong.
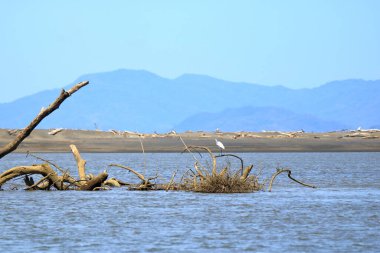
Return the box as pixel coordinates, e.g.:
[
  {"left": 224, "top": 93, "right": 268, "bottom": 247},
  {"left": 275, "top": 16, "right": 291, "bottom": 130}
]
[{"left": 0, "top": 0, "right": 379, "bottom": 102}]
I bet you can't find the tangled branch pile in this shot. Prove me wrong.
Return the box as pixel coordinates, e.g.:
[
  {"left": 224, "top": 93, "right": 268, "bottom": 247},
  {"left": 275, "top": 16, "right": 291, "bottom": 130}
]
[{"left": 179, "top": 146, "right": 264, "bottom": 193}]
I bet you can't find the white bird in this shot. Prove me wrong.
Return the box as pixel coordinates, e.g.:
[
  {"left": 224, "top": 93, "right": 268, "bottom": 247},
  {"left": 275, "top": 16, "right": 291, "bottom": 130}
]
[{"left": 215, "top": 139, "right": 225, "bottom": 155}]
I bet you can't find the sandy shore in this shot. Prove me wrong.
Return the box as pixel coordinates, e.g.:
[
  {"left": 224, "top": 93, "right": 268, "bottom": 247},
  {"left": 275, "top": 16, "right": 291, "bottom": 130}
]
[{"left": 1, "top": 128, "right": 380, "bottom": 153}]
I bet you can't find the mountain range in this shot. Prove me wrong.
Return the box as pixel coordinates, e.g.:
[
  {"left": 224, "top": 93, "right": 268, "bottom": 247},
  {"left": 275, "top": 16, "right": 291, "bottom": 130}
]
[{"left": 0, "top": 69, "right": 379, "bottom": 132}]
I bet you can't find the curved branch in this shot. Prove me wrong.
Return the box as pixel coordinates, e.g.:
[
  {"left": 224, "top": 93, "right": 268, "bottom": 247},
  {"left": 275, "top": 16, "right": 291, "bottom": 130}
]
[
  {"left": 215, "top": 154, "right": 244, "bottom": 174},
  {"left": 109, "top": 164, "right": 146, "bottom": 181},
  {"left": 0, "top": 164, "right": 78, "bottom": 190},
  {"left": 268, "top": 169, "right": 317, "bottom": 192},
  {"left": 80, "top": 171, "right": 108, "bottom": 191},
  {"left": 187, "top": 146, "right": 216, "bottom": 176}
]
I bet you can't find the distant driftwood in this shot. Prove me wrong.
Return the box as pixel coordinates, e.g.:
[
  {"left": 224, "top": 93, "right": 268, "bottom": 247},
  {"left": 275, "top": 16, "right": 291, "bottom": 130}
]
[{"left": 48, "top": 128, "right": 64, "bottom": 135}]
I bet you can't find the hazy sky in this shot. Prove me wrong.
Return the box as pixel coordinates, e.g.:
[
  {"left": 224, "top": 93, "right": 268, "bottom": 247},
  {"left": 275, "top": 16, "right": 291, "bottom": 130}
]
[{"left": 0, "top": 0, "right": 379, "bottom": 102}]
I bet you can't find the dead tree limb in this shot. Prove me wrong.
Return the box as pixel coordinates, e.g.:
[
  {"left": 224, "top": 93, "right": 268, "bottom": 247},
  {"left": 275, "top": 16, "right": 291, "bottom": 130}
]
[
  {"left": 80, "top": 171, "right": 108, "bottom": 191},
  {"left": 70, "top": 144, "right": 87, "bottom": 184},
  {"left": 268, "top": 168, "right": 317, "bottom": 192},
  {"left": 194, "top": 161, "right": 206, "bottom": 179},
  {"left": 26, "top": 151, "right": 77, "bottom": 183},
  {"left": 0, "top": 81, "right": 89, "bottom": 159},
  {"left": 240, "top": 165, "right": 253, "bottom": 181},
  {"left": 48, "top": 128, "right": 63, "bottom": 135},
  {"left": 186, "top": 146, "right": 216, "bottom": 176},
  {"left": 166, "top": 169, "right": 178, "bottom": 191},
  {"left": 0, "top": 164, "right": 78, "bottom": 190},
  {"left": 103, "top": 178, "right": 121, "bottom": 187},
  {"left": 216, "top": 154, "right": 244, "bottom": 174},
  {"left": 109, "top": 164, "right": 146, "bottom": 181},
  {"left": 109, "top": 164, "right": 158, "bottom": 190}
]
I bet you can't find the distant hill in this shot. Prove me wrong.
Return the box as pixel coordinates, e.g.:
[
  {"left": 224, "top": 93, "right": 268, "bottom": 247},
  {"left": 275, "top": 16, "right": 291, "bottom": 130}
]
[
  {"left": 0, "top": 69, "right": 378, "bottom": 132},
  {"left": 175, "top": 106, "right": 346, "bottom": 132}
]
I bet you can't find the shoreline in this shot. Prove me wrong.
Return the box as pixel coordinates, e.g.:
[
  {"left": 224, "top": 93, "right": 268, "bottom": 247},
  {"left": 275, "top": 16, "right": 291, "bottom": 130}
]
[{"left": 1, "top": 129, "right": 380, "bottom": 153}]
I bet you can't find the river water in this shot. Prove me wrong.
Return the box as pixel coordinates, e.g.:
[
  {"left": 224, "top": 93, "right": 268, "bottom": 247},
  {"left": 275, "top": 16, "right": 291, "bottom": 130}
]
[{"left": 1, "top": 152, "right": 379, "bottom": 252}]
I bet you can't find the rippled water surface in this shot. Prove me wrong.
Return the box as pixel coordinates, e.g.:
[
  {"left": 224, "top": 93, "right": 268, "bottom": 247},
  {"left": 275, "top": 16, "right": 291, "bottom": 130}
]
[{"left": 1, "top": 152, "right": 380, "bottom": 252}]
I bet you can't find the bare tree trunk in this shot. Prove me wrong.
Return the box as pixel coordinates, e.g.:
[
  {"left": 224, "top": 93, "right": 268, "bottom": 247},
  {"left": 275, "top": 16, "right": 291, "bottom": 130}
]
[
  {"left": 70, "top": 144, "right": 87, "bottom": 184},
  {"left": 0, "top": 81, "right": 89, "bottom": 159}
]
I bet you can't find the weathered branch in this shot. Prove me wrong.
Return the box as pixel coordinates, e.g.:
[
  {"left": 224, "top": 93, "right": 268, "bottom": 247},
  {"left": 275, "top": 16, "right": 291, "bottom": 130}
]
[
  {"left": 103, "top": 178, "right": 121, "bottom": 187},
  {"left": 0, "top": 81, "right": 89, "bottom": 159},
  {"left": 216, "top": 154, "right": 244, "bottom": 174},
  {"left": 80, "top": 171, "right": 108, "bottom": 191},
  {"left": 240, "top": 165, "right": 253, "bottom": 181},
  {"left": 109, "top": 164, "right": 146, "bottom": 181},
  {"left": 166, "top": 170, "right": 178, "bottom": 191},
  {"left": 219, "top": 167, "right": 228, "bottom": 177},
  {"left": 186, "top": 146, "right": 217, "bottom": 176},
  {"left": 194, "top": 161, "right": 205, "bottom": 179},
  {"left": 48, "top": 128, "right": 63, "bottom": 135},
  {"left": 70, "top": 144, "right": 87, "bottom": 184},
  {"left": 268, "top": 168, "right": 317, "bottom": 192},
  {"left": 0, "top": 164, "right": 78, "bottom": 190}
]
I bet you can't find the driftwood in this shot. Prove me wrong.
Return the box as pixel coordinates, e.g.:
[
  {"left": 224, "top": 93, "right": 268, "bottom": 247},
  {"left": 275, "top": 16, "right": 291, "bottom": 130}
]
[
  {"left": 0, "top": 81, "right": 89, "bottom": 159},
  {"left": 166, "top": 169, "right": 178, "bottom": 191},
  {"left": 48, "top": 128, "right": 64, "bottom": 135},
  {"left": 186, "top": 146, "right": 217, "bottom": 176},
  {"left": 103, "top": 178, "right": 121, "bottom": 187},
  {"left": 268, "top": 168, "right": 317, "bottom": 192},
  {"left": 70, "top": 144, "right": 87, "bottom": 184},
  {"left": 80, "top": 171, "right": 108, "bottom": 191},
  {"left": 0, "top": 164, "right": 79, "bottom": 190},
  {"left": 0, "top": 144, "right": 110, "bottom": 191},
  {"left": 216, "top": 154, "right": 244, "bottom": 175},
  {"left": 109, "top": 164, "right": 158, "bottom": 190},
  {"left": 240, "top": 165, "right": 253, "bottom": 181}
]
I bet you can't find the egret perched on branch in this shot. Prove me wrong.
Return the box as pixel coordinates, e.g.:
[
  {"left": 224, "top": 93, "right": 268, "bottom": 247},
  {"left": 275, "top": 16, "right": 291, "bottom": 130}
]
[{"left": 215, "top": 139, "right": 225, "bottom": 155}]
